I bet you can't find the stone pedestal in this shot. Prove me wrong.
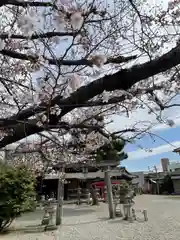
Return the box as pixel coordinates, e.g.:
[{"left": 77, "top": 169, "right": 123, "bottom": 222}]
[
  {"left": 123, "top": 197, "right": 135, "bottom": 221},
  {"left": 85, "top": 189, "right": 92, "bottom": 205},
  {"left": 41, "top": 212, "right": 50, "bottom": 225},
  {"left": 42, "top": 201, "right": 56, "bottom": 228},
  {"left": 123, "top": 203, "right": 133, "bottom": 221},
  {"left": 48, "top": 205, "right": 56, "bottom": 225},
  {"left": 115, "top": 209, "right": 123, "bottom": 217},
  {"left": 42, "top": 204, "right": 50, "bottom": 226}
]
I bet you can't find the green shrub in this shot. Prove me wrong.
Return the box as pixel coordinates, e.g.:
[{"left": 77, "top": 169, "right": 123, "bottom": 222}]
[
  {"left": 0, "top": 163, "right": 36, "bottom": 231},
  {"left": 95, "top": 139, "right": 128, "bottom": 162}
]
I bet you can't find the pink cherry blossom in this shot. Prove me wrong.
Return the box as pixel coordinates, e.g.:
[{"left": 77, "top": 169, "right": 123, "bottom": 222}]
[
  {"left": 90, "top": 55, "right": 107, "bottom": 67},
  {"left": 168, "top": 0, "right": 175, "bottom": 9},
  {"left": 70, "top": 12, "right": 84, "bottom": 30},
  {"left": 69, "top": 74, "right": 80, "bottom": 91},
  {"left": 60, "top": 0, "right": 73, "bottom": 4}
]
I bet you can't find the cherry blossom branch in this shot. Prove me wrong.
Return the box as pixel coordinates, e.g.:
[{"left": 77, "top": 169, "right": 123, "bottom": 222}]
[
  {"left": 0, "top": 0, "right": 57, "bottom": 8},
  {"left": 47, "top": 55, "right": 137, "bottom": 66},
  {"left": 0, "top": 119, "right": 104, "bottom": 149},
  {"left": 112, "top": 129, "right": 136, "bottom": 135},
  {"left": 82, "top": 86, "right": 162, "bottom": 107},
  {"left": 106, "top": 56, "right": 137, "bottom": 64},
  {"left": 0, "top": 85, "right": 162, "bottom": 129},
  {"left": 4, "top": 147, "right": 41, "bottom": 154},
  {"left": 59, "top": 44, "right": 180, "bottom": 117},
  {"left": 0, "top": 49, "right": 37, "bottom": 62},
  {"left": 149, "top": 91, "right": 165, "bottom": 110},
  {"left": 128, "top": 0, "right": 141, "bottom": 20},
  {"left": 6, "top": 127, "right": 142, "bottom": 154},
  {"left": 44, "top": 123, "right": 103, "bottom": 131},
  {"left": 164, "top": 103, "right": 180, "bottom": 108},
  {"left": 0, "top": 44, "right": 180, "bottom": 147},
  {"left": 149, "top": 91, "right": 180, "bottom": 110},
  {"left": 0, "top": 77, "right": 34, "bottom": 90},
  {"left": 0, "top": 49, "right": 137, "bottom": 66},
  {"left": 0, "top": 32, "right": 77, "bottom": 40}
]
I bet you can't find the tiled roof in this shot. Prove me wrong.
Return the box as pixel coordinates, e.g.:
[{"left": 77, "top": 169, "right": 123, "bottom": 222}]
[{"left": 44, "top": 167, "right": 137, "bottom": 180}]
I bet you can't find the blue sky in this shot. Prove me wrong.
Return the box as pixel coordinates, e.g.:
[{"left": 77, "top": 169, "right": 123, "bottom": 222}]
[
  {"left": 115, "top": 93, "right": 180, "bottom": 172},
  {"left": 107, "top": 101, "right": 180, "bottom": 172},
  {"left": 122, "top": 126, "right": 180, "bottom": 172}
]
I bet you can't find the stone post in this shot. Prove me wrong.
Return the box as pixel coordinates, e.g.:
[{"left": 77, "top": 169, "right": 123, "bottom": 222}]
[
  {"left": 77, "top": 187, "right": 81, "bottom": 205},
  {"left": 104, "top": 169, "right": 115, "bottom": 219},
  {"left": 56, "top": 172, "right": 64, "bottom": 226}
]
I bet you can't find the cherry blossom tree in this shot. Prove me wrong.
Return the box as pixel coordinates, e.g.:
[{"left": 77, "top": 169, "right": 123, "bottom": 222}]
[{"left": 0, "top": 0, "right": 180, "bottom": 168}]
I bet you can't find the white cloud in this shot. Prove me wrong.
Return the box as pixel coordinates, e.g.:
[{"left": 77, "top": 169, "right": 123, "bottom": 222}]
[
  {"left": 152, "top": 116, "right": 180, "bottom": 131},
  {"left": 108, "top": 108, "right": 157, "bottom": 132},
  {"left": 108, "top": 99, "right": 180, "bottom": 134},
  {"left": 127, "top": 141, "right": 180, "bottom": 161}
]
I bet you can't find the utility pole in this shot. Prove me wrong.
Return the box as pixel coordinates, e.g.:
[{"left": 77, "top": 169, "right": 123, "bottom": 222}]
[
  {"left": 104, "top": 167, "right": 115, "bottom": 219},
  {"left": 154, "top": 166, "right": 160, "bottom": 195},
  {"left": 56, "top": 166, "right": 65, "bottom": 226}
]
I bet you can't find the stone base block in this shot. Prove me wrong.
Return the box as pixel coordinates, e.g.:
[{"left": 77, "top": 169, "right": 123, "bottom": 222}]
[
  {"left": 41, "top": 218, "right": 49, "bottom": 225},
  {"left": 44, "top": 225, "right": 58, "bottom": 231},
  {"left": 115, "top": 210, "right": 123, "bottom": 217}
]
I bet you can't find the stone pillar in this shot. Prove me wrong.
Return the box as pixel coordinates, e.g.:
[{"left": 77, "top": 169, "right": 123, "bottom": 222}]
[
  {"left": 56, "top": 177, "right": 64, "bottom": 226},
  {"left": 77, "top": 187, "right": 81, "bottom": 205},
  {"left": 104, "top": 169, "right": 115, "bottom": 219}
]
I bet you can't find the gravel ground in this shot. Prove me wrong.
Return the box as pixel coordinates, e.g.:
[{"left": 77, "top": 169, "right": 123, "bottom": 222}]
[{"left": 1, "top": 195, "right": 180, "bottom": 240}]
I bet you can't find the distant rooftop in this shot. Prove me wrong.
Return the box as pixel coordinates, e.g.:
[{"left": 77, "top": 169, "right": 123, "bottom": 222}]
[{"left": 169, "top": 161, "right": 180, "bottom": 171}]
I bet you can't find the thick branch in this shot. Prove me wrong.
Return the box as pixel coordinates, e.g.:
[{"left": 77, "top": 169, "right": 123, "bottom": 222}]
[
  {"left": 59, "top": 45, "right": 180, "bottom": 117},
  {"left": 48, "top": 55, "right": 137, "bottom": 66},
  {"left": 0, "top": 49, "right": 37, "bottom": 62},
  {"left": 0, "top": 120, "right": 102, "bottom": 148},
  {"left": 0, "top": 32, "right": 76, "bottom": 40},
  {"left": 1, "top": 0, "right": 56, "bottom": 8},
  {"left": 0, "top": 49, "right": 137, "bottom": 66},
  {"left": 112, "top": 129, "right": 136, "bottom": 135},
  {"left": 0, "top": 120, "right": 42, "bottom": 148},
  {"left": 0, "top": 85, "right": 161, "bottom": 129},
  {"left": 45, "top": 123, "right": 102, "bottom": 131},
  {"left": 106, "top": 55, "right": 137, "bottom": 64},
  {"left": 1, "top": 45, "right": 180, "bottom": 147}
]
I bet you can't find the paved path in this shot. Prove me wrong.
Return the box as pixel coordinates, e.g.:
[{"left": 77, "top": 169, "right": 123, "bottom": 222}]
[{"left": 1, "top": 195, "right": 180, "bottom": 240}]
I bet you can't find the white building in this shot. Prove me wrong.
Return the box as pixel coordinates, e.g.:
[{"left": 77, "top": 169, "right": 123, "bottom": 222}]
[
  {"left": 131, "top": 171, "right": 145, "bottom": 189},
  {"left": 169, "top": 161, "right": 180, "bottom": 172}
]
